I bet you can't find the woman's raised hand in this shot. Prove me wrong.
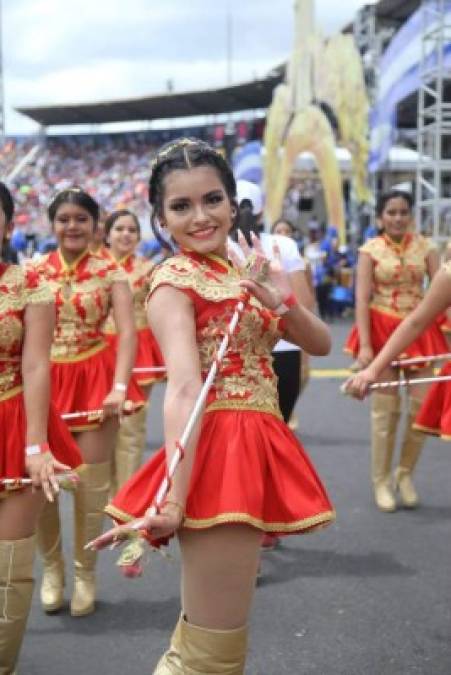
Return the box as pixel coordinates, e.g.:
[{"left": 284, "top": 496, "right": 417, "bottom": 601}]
[{"left": 229, "top": 231, "right": 293, "bottom": 310}]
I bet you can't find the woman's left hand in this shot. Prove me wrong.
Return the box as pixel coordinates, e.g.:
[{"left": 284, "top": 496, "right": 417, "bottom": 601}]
[
  {"left": 102, "top": 389, "right": 126, "bottom": 419},
  {"left": 229, "top": 231, "right": 293, "bottom": 310}
]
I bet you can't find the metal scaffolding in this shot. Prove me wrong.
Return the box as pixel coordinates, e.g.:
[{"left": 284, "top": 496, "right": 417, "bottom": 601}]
[{"left": 416, "top": 0, "right": 451, "bottom": 241}]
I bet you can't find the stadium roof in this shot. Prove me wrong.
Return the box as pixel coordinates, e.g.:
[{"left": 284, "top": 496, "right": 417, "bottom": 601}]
[
  {"left": 375, "top": 0, "right": 420, "bottom": 24},
  {"left": 15, "top": 1, "right": 422, "bottom": 130},
  {"left": 15, "top": 73, "right": 283, "bottom": 128}
]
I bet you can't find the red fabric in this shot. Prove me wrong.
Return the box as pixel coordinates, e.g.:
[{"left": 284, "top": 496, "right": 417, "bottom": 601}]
[
  {"left": 107, "top": 328, "right": 165, "bottom": 385},
  {"left": 414, "top": 361, "right": 451, "bottom": 439},
  {"left": 345, "top": 307, "right": 447, "bottom": 361},
  {"left": 0, "top": 391, "right": 82, "bottom": 488},
  {"left": 107, "top": 409, "right": 334, "bottom": 546},
  {"left": 51, "top": 345, "right": 145, "bottom": 430}
]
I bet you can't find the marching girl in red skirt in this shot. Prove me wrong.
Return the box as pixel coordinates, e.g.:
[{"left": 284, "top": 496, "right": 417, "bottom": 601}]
[
  {"left": 103, "top": 209, "right": 165, "bottom": 495},
  {"left": 33, "top": 188, "right": 144, "bottom": 618},
  {"left": 346, "top": 260, "right": 451, "bottom": 436},
  {"left": 0, "top": 182, "right": 82, "bottom": 671},
  {"left": 104, "top": 139, "right": 334, "bottom": 673},
  {"left": 345, "top": 190, "right": 447, "bottom": 513}
]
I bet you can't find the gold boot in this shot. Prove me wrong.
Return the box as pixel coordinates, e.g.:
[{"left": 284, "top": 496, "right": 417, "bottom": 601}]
[
  {"left": 180, "top": 616, "right": 248, "bottom": 675},
  {"left": 153, "top": 616, "right": 183, "bottom": 674},
  {"left": 371, "top": 393, "right": 401, "bottom": 512},
  {"left": 111, "top": 405, "right": 147, "bottom": 496},
  {"left": 71, "top": 462, "right": 110, "bottom": 617},
  {"left": 0, "top": 536, "right": 35, "bottom": 674},
  {"left": 36, "top": 499, "right": 64, "bottom": 613},
  {"left": 394, "top": 397, "right": 425, "bottom": 508}
]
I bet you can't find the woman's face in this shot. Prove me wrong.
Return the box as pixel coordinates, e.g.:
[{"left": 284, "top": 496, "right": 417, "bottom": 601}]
[
  {"left": 273, "top": 221, "right": 293, "bottom": 238},
  {"left": 161, "top": 165, "right": 233, "bottom": 258},
  {"left": 108, "top": 214, "right": 140, "bottom": 259},
  {"left": 379, "top": 197, "right": 412, "bottom": 241},
  {"left": 53, "top": 202, "right": 95, "bottom": 257}
]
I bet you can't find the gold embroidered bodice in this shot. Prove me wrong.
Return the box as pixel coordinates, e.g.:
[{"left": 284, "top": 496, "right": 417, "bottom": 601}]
[
  {"left": 104, "top": 254, "right": 154, "bottom": 334},
  {"left": 149, "top": 251, "right": 284, "bottom": 418},
  {"left": 360, "top": 233, "right": 436, "bottom": 317},
  {"left": 34, "top": 249, "right": 126, "bottom": 361},
  {"left": 0, "top": 263, "right": 53, "bottom": 397}
]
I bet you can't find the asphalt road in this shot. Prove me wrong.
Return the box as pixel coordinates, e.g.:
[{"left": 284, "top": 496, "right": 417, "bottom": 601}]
[{"left": 19, "top": 319, "right": 451, "bottom": 674}]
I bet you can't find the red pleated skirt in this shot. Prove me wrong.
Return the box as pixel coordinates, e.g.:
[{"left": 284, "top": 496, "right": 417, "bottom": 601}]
[
  {"left": 414, "top": 361, "right": 451, "bottom": 440},
  {"left": 51, "top": 345, "right": 145, "bottom": 432},
  {"left": 106, "top": 409, "right": 335, "bottom": 547},
  {"left": 345, "top": 307, "right": 447, "bottom": 363},
  {"left": 0, "top": 389, "right": 82, "bottom": 494},
  {"left": 106, "top": 328, "right": 166, "bottom": 386}
]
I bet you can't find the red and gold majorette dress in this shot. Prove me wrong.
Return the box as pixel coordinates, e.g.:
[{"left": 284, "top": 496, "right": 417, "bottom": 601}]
[
  {"left": 413, "top": 261, "right": 451, "bottom": 440},
  {"left": 0, "top": 263, "right": 82, "bottom": 494},
  {"left": 106, "top": 251, "right": 335, "bottom": 543},
  {"left": 33, "top": 249, "right": 145, "bottom": 432},
  {"left": 345, "top": 233, "right": 447, "bottom": 363},
  {"left": 103, "top": 253, "right": 165, "bottom": 386}
]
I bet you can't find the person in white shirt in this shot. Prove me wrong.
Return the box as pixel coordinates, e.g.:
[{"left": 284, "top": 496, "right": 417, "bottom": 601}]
[{"left": 229, "top": 181, "right": 315, "bottom": 551}]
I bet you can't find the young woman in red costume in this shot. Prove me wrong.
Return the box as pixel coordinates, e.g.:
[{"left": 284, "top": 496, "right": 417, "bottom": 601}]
[
  {"left": 103, "top": 209, "right": 165, "bottom": 495},
  {"left": 346, "top": 261, "right": 451, "bottom": 441},
  {"left": 346, "top": 258, "right": 451, "bottom": 440},
  {"left": 33, "top": 188, "right": 143, "bottom": 618},
  {"left": 104, "top": 139, "right": 335, "bottom": 674},
  {"left": 0, "top": 182, "right": 82, "bottom": 670},
  {"left": 345, "top": 190, "right": 447, "bottom": 513}
]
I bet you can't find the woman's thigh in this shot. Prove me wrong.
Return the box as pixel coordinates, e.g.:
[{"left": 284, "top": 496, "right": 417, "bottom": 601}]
[
  {"left": 179, "top": 524, "right": 263, "bottom": 630},
  {"left": 0, "top": 489, "right": 45, "bottom": 539},
  {"left": 75, "top": 417, "right": 118, "bottom": 464}
]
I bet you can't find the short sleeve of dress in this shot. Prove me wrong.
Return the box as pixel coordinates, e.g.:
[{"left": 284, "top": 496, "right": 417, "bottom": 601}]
[
  {"left": 425, "top": 236, "right": 438, "bottom": 254},
  {"left": 106, "top": 260, "right": 128, "bottom": 284},
  {"left": 358, "top": 237, "right": 379, "bottom": 259},
  {"left": 148, "top": 258, "right": 198, "bottom": 301},
  {"left": 23, "top": 266, "right": 54, "bottom": 305}
]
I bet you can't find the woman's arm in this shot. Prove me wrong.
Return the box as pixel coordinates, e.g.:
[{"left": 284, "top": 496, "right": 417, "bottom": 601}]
[
  {"left": 22, "top": 302, "right": 68, "bottom": 499},
  {"left": 104, "top": 281, "right": 137, "bottom": 414},
  {"left": 347, "top": 268, "right": 451, "bottom": 397},
  {"left": 289, "top": 269, "right": 315, "bottom": 311},
  {"left": 148, "top": 285, "right": 203, "bottom": 510},
  {"left": 281, "top": 304, "right": 331, "bottom": 355},
  {"left": 426, "top": 247, "right": 440, "bottom": 280},
  {"left": 355, "top": 252, "right": 374, "bottom": 366}
]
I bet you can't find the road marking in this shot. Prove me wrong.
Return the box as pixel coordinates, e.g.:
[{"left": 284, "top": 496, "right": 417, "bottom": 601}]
[{"left": 310, "top": 368, "right": 350, "bottom": 379}]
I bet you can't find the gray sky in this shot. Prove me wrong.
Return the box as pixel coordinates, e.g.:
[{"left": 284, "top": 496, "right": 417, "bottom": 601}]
[{"left": 5, "top": 0, "right": 368, "bottom": 135}]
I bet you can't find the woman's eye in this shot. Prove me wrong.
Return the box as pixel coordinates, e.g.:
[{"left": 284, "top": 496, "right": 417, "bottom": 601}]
[
  {"left": 208, "top": 194, "right": 223, "bottom": 204},
  {"left": 171, "top": 202, "right": 188, "bottom": 211}
]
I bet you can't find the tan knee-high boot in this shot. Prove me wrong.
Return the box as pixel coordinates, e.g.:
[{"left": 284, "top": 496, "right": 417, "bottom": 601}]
[
  {"left": 0, "top": 536, "right": 35, "bottom": 674},
  {"left": 179, "top": 617, "right": 248, "bottom": 675},
  {"left": 36, "top": 499, "right": 64, "bottom": 613},
  {"left": 394, "top": 397, "right": 425, "bottom": 508},
  {"left": 371, "top": 393, "right": 401, "bottom": 512},
  {"left": 71, "top": 462, "right": 110, "bottom": 617},
  {"left": 153, "top": 616, "right": 183, "bottom": 674},
  {"left": 111, "top": 405, "right": 147, "bottom": 496}
]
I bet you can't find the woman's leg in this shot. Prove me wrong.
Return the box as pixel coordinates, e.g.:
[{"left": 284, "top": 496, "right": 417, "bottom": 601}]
[
  {"left": 371, "top": 366, "right": 401, "bottom": 512},
  {"left": 0, "top": 489, "right": 45, "bottom": 672},
  {"left": 394, "top": 366, "right": 433, "bottom": 507},
  {"left": 161, "top": 525, "right": 262, "bottom": 675},
  {"left": 111, "top": 388, "right": 150, "bottom": 496},
  {"left": 70, "top": 418, "right": 117, "bottom": 617}
]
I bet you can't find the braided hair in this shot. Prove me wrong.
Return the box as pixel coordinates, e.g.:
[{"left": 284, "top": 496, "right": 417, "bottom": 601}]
[{"left": 148, "top": 138, "right": 237, "bottom": 250}]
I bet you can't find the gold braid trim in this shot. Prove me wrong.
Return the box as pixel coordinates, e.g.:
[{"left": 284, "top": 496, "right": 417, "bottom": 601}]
[{"left": 105, "top": 503, "right": 336, "bottom": 534}]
